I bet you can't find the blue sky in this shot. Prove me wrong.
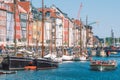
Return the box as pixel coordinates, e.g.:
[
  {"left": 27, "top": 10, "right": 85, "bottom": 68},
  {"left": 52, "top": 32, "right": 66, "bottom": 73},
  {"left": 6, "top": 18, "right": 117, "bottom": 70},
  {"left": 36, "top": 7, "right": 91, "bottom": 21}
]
[{"left": 32, "top": 0, "right": 120, "bottom": 38}]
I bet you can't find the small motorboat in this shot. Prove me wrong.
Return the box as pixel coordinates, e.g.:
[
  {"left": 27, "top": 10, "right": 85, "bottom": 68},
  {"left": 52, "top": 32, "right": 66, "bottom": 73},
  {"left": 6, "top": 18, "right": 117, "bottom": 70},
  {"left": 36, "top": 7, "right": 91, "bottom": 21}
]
[
  {"left": 24, "top": 66, "right": 37, "bottom": 70},
  {"left": 90, "top": 60, "right": 117, "bottom": 71}
]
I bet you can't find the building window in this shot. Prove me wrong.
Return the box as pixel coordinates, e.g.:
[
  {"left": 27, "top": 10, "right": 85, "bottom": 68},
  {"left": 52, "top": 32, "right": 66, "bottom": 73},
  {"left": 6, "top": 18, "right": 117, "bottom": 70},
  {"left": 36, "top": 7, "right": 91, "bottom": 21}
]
[
  {"left": 59, "top": 24, "right": 62, "bottom": 28},
  {"left": 38, "top": 11, "right": 42, "bottom": 20},
  {"left": 56, "top": 12, "right": 60, "bottom": 16},
  {"left": 45, "top": 11, "right": 50, "bottom": 18}
]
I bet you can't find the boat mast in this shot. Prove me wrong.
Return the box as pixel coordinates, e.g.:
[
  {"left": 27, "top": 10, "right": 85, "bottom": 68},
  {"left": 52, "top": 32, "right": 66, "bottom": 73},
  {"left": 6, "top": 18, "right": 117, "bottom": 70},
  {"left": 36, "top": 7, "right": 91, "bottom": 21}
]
[
  {"left": 50, "top": 21, "right": 52, "bottom": 54},
  {"left": 52, "top": 18, "right": 56, "bottom": 53},
  {"left": 36, "top": 20, "right": 39, "bottom": 55},
  {"left": 86, "top": 16, "right": 88, "bottom": 48},
  {"left": 14, "top": 0, "right": 17, "bottom": 55},
  {"left": 68, "top": 20, "right": 69, "bottom": 47},
  {"left": 62, "top": 20, "right": 64, "bottom": 55},
  {"left": 27, "top": 11, "right": 30, "bottom": 48},
  {"left": 111, "top": 29, "right": 114, "bottom": 46},
  {"left": 80, "top": 19, "right": 82, "bottom": 55},
  {"left": 41, "top": 0, "right": 44, "bottom": 58}
]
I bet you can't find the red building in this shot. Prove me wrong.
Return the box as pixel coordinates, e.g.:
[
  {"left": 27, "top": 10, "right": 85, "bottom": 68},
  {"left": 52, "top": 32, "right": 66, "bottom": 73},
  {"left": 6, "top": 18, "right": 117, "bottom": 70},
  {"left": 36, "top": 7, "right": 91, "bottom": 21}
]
[{"left": 63, "top": 18, "right": 69, "bottom": 46}]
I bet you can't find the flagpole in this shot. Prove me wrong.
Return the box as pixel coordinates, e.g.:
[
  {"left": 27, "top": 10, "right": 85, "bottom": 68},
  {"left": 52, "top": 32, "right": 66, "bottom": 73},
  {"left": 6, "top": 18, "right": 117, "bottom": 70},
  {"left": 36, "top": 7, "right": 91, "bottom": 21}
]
[{"left": 14, "top": 0, "right": 17, "bottom": 55}]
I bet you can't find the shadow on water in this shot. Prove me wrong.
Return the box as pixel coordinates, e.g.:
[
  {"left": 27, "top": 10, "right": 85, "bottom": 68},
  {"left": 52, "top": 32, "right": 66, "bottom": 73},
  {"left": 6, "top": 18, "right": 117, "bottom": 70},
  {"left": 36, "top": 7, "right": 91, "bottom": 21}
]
[
  {"left": 109, "top": 55, "right": 120, "bottom": 58},
  {"left": 60, "top": 61, "right": 91, "bottom": 71},
  {"left": 90, "top": 68, "right": 117, "bottom": 72}
]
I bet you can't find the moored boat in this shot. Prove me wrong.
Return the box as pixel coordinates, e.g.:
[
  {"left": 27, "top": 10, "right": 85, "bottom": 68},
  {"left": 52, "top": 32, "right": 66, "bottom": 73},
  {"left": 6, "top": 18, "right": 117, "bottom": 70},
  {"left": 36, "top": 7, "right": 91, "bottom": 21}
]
[
  {"left": 2, "top": 0, "right": 59, "bottom": 71},
  {"left": 62, "top": 55, "right": 73, "bottom": 61},
  {"left": 33, "top": 0, "right": 59, "bottom": 69},
  {"left": 34, "top": 58, "right": 58, "bottom": 70},
  {"left": 2, "top": 55, "right": 58, "bottom": 70},
  {"left": 1, "top": 0, "right": 35, "bottom": 71},
  {"left": 73, "top": 56, "right": 87, "bottom": 61},
  {"left": 73, "top": 52, "right": 88, "bottom": 61},
  {"left": 44, "top": 53, "right": 62, "bottom": 63},
  {"left": 99, "top": 50, "right": 106, "bottom": 57},
  {"left": 90, "top": 60, "right": 117, "bottom": 71},
  {"left": 2, "top": 56, "right": 34, "bottom": 70}
]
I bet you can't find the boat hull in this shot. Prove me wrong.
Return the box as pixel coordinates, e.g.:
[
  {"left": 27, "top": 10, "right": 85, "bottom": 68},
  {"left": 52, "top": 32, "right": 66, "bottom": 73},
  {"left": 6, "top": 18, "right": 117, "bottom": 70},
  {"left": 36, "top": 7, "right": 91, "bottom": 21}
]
[
  {"left": 90, "top": 64, "right": 116, "bottom": 71},
  {"left": 34, "top": 58, "right": 58, "bottom": 69},
  {"left": 2, "top": 56, "right": 34, "bottom": 70},
  {"left": 62, "top": 55, "right": 73, "bottom": 61},
  {"left": 73, "top": 56, "right": 88, "bottom": 61},
  {"left": 2, "top": 56, "right": 58, "bottom": 70}
]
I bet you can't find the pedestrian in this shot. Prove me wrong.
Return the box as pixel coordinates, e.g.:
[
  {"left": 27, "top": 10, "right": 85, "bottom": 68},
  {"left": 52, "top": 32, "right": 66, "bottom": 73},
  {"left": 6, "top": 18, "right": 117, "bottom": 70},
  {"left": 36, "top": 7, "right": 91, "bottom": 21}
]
[{"left": 0, "top": 46, "right": 2, "bottom": 54}]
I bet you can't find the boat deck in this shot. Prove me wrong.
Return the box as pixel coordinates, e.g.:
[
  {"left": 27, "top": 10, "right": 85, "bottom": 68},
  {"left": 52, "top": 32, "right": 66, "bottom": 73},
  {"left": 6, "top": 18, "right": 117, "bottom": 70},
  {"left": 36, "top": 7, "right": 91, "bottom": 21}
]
[{"left": 0, "top": 70, "right": 17, "bottom": 74}]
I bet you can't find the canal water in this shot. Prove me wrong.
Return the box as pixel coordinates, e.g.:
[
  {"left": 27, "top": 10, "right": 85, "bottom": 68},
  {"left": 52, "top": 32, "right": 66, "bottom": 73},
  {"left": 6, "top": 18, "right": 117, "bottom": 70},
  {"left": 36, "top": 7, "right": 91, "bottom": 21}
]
[{"left": 0, "top": 56, "right": 120, "bottom": 80}]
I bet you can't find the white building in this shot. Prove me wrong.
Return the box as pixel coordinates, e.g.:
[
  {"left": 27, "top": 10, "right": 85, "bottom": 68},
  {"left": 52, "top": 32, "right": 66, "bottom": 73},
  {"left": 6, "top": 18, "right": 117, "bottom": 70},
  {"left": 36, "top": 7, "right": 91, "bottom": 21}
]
[
  {"left": 56, "top": 18, "right": 63, "bottom": 47},
  {"left": 69, "top": 19, "right": 74, "bottom": 47},
  {"left": 81, "top": 25, "right": 87, "bottom": 48}
]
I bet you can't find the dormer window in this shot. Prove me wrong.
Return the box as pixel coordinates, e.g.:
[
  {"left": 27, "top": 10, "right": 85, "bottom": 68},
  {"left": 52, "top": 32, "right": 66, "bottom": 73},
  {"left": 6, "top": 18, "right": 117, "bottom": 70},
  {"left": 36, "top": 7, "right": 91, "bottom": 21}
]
[
  {"left": 56, "top": 12, "right": 60, "bottom": 16},
  {"left": 45, "top": 11, "right": 50, "bottom": 17},
  {"left": 38, "top": 11, "right": 42, "bottom": 20}
]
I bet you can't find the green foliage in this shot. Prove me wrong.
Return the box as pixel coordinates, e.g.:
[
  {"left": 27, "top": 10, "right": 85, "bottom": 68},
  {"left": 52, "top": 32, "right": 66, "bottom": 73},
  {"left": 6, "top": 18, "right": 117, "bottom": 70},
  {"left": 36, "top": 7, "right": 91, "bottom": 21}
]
[{"left": 105, "top": 37, "right": 120, "bottom": 46}]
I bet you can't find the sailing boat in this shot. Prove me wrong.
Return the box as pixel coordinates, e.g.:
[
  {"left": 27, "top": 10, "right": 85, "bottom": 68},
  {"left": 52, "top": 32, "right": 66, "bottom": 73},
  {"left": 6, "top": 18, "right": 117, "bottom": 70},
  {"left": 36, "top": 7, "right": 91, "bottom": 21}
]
[
  {"left": 2, "top": 0, "right": 34, "bottom": 70},
  {"left": 2, "top": 0, "right": 58, "bottom": 70},
  {"left": 33, "top": 0, "right": 58, "bottom": 69}
]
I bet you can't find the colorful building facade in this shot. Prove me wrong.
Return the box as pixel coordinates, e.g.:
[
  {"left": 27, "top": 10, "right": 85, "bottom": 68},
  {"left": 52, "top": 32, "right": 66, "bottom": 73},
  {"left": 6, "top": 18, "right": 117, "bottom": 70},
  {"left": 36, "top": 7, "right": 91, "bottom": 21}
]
[{"left": 0, "top": 0, "right": 95, "bottom": 48}]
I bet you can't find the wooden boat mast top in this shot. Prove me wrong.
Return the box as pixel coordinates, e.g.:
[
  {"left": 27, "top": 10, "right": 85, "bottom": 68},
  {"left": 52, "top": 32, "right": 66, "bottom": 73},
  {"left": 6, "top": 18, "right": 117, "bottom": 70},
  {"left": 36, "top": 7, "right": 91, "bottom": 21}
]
[
  {"left": 14, "top": 0, "right": 17, "bottom": 55},
  {"left": 41, "top": 0, "right": 44, "bottom": 58},
  {"left": 80, "top": 20, "right": 82, "bottom": 55}
]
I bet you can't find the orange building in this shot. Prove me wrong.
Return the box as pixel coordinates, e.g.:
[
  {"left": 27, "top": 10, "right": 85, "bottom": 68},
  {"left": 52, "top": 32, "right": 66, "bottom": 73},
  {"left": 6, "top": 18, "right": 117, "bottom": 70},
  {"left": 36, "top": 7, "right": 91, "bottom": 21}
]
[
  {"left": 63, "top": 18, "right": 69, "bottom": 46},
  {"left": 37, "top": 7, "right": 62, "bottom": 46}
]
